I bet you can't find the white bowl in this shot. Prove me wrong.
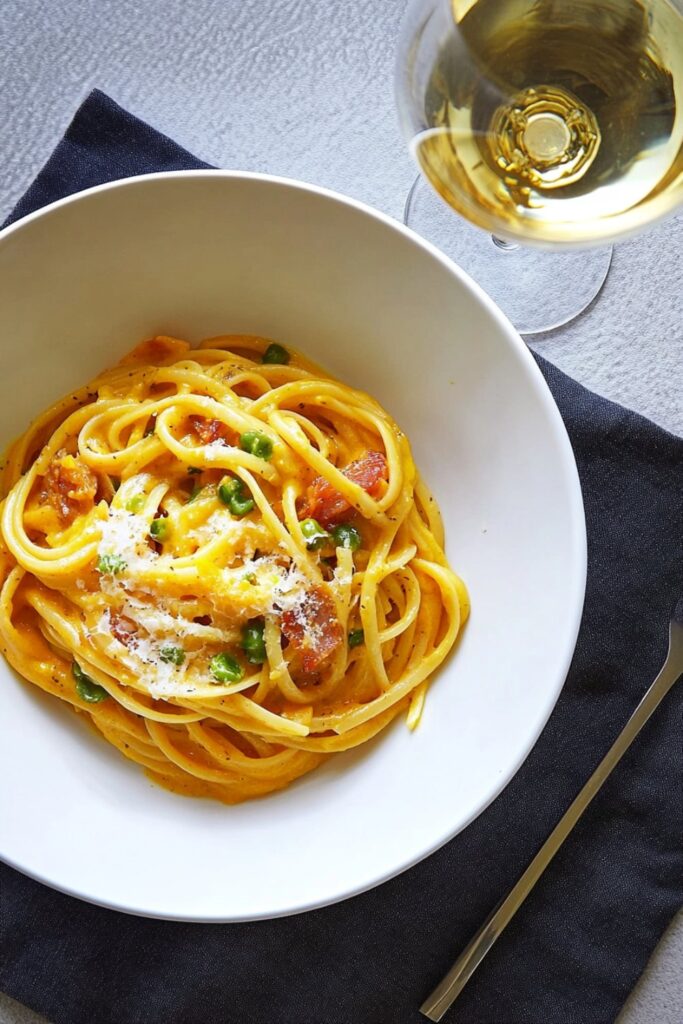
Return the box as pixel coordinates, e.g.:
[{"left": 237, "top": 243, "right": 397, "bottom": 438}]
[{"left": 0, "top": 172, "right": 586, "bottom": 921}]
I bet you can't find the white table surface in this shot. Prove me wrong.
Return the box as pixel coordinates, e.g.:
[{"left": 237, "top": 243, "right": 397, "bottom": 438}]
[{"left": 1, "top": 1, "right": 681, "bottom": 1022}]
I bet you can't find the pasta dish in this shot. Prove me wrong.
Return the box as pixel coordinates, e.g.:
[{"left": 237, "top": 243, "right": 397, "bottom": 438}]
[{"left": 0, "top": 335, "right": 469, "bottom": 803}]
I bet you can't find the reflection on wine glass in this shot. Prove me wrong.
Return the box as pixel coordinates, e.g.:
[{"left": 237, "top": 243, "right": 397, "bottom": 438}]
[{"left": 395, "top": 0, "right": 683, "bottom": 335}]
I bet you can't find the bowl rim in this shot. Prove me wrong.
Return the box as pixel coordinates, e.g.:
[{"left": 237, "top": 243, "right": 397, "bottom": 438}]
[{"left": 0, "top": 170, "right": 587, "bottom": 921}]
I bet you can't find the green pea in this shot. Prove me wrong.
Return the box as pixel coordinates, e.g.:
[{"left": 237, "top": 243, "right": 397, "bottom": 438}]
[
  {"left": 230, "top": 492, "right": 255, "bottom": 516},
  {"left": 97, "top": 553, "right": 127, "bottom": 575},
  {"left": 331, "top": 523, "right": 362, "bottom": 552},
  {"left": 218, "top": 478, "right": 239, "bottom": 504},
  {"left": 239, "top": 430, "right": 273, "bottom": 460},
  {"left": 72, "top": 662, "right": 109, "bottom": 702},
  {"left": 348, "top": 629, "right": 365, "bottom": 649},
  {"left": 159, "top": 645, "right": 185, "bottom": 666},
  {"left": 209, "top": 652, "right": 244, "bottom": 684},
  {"left": 241, "top": 621, "right": 266, "bottom": 665},
  {"left": 125, "top": 493, "right": 146, "bottom": 513},
  {"left": 218, "top": 477, "right": 255, "bottom": 517},
  {"left": 150, "top": 517, "right": 169, "bottom": 541},
  {"left": 262, "top": 343, "right": 290, "bottom": 365},
  {"left": 300, "top": 518, "right": 332, "bottom": 550},
  {"left": 186, "top": 483, "right": 203, "bottom": 504}
]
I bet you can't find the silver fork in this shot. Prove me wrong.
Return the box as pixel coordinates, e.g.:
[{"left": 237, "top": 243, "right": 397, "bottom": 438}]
[{"left": 421, "top": 596, "right": 683, "bottom": 1022}]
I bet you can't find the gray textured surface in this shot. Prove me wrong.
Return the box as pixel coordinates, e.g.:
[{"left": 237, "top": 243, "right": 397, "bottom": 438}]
[{"left": 0, "top": 1, "right": 681, "bottom": 1022}]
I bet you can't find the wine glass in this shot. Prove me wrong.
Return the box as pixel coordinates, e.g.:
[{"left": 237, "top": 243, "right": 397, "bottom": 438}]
[{"left": 395, "top": 0, "right": 683, "bottom": 335}]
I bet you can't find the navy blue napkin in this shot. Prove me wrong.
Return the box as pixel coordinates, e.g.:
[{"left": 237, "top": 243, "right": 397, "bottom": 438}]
[{"left": 1, "top": 91, "right": 682, "bottom": 1024}]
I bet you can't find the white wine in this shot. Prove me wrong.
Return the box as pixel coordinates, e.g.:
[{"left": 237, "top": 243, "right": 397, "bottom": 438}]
[{"left": 411, "top": 0, "right": 683, "bottom": 245}]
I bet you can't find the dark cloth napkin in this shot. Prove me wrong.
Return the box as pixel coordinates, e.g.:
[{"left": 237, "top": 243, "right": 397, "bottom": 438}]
[{"left": 1, "top": 90, "right": 681, "bottom": 1024}]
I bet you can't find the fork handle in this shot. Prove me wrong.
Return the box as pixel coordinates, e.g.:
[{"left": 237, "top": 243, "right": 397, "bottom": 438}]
[{"left": 421, "top": 655, "right": 683, "bottom": 1021}]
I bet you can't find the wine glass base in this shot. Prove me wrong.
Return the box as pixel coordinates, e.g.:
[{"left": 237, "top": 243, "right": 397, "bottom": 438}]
[{"left": 404, "top": 176, "right": 613, "bottom": 336}]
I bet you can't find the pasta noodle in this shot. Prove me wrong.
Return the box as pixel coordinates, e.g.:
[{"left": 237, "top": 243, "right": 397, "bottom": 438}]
[{"left": 0, "top": 334, "right": 469, "bottom": 803}]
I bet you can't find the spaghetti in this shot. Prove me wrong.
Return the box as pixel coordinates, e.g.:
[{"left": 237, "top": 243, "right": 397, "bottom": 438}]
[{"left": 0, "top": 335, "right": 469, "bottom": 803}]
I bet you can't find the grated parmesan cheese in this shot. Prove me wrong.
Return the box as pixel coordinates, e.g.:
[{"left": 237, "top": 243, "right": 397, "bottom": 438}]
[
  {"left": 93, "top": 501, "right": 324, "bottom": 699},
  {"left": 97, "top": 506, "right": 157, "bottom": 580},
  {"left": 271, "top": 563, "right": 309, "bottom": 615}
]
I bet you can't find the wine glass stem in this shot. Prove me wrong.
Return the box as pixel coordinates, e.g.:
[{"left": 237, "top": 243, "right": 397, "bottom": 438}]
[
  {"left": 403, "top": 175, "right": 613, "bottom": 335},
  {"left": 491, "top": 236, "right": 519, "bottom": 251}
]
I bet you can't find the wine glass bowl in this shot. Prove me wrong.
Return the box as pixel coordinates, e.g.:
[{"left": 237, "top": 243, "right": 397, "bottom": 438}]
[{"left": 395, "top": 0, "right": 683, "bottom": 332}]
